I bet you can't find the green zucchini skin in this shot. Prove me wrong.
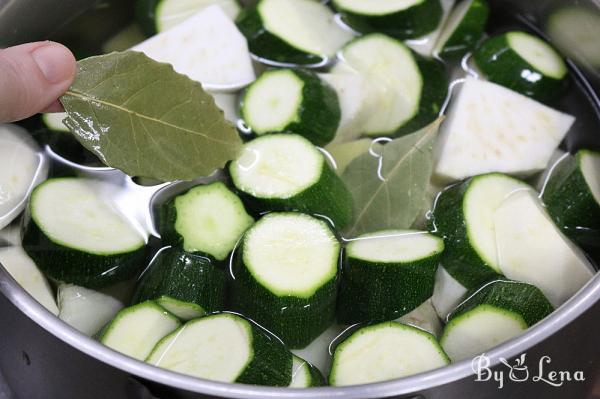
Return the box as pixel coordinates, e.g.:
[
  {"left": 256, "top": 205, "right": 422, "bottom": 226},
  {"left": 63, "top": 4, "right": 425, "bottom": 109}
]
[
  {"left": 23, "top": 222, "right": 146, "bottom": 289},
  {"left": 302, "top": 360, "right": 326, "bottom": 387},
  {"left": 241, "top": 69, "right": 341, "bottom": 146},
  {"left": 234, "top": 315, "right": 293, "bottom": 386},
  {"left": 231, "top": 256, "right": 337, "bottom": 349},
  {"left": 132, "top": 247, "right": 227, "bottom": 313},
  {"left": 430, "top": 178, "right": 503, "bottom": 289},
  {"left": 473, "top": 33, "right": 568, "bottom": 102},
  {"left": 396, "top": 55, "right": 448, "bottom": 136},
  {"left": 230, "top": 151, "right": 353, "bottom": 229},
  {"left": 135, "top": 0, "right": 160, "bottom": 36},
  {"left": 236, "top": 6, "right": 326, "bottom": 66},
  {"left": 334, "top": 0, "right": 443, "bottom": 39},
  {"left": 543, "top": 150, "right": 600, "bottom": 252},
  {"left": 448, "top": 279, "right": 554, "bottom": 326},
  {"left": 436, "top": 0, "right": 490, "bottom": 61},
  {"left": 337, "top": 249, "right": 441, "bottom": 324}
]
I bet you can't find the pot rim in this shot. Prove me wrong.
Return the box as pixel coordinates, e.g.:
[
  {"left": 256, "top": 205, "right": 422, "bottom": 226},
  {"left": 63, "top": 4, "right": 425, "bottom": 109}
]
[{"left": 1, "top": 262, "right": 598, "bottom": 398}]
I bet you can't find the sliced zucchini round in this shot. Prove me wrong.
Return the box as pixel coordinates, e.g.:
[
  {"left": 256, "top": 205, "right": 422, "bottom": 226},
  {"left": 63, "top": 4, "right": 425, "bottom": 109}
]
[
  {"left": 158, "top": 182, "right": 254, "bottom": 261},
  {"left": 136, "top": 0, "right": 241, "bottom": 36},
  {"left": 132, "top": 247, "right": 227, "bottom": 319},
  {"left": 329, "top": 321, "right": 449, "bottom": 386},
  {"left": 474, "top": 31, "right": 568, "bottom": 101},
  {"left": 337, "top": 230, "right": 443, "bottom": 324},
  {"left": 236, "top": 0, "right": 353, "bottom": 66},
  {"left": 146, "top": 313, "right": 292, "bottom": 386},
  {"left": 241, "top": 69, "right": 341, "bottom": 146},
  {"left": 23, "top": 178, "right": 147, "bottom": 288},
  {"left": 229, "top": 134, "right": 353, "bottom": 228},
  {"left": 289, "top": 355, "right": 325, "bottom": 388},
  {"left": 494, "top": 189, "right": 594, "bottom": 307},
  {"left": 431, "top": 173, "right": 529, "bottom": 288},
  {"left": 337, "top": 34, "right": 447, "bottom": 137},
  {"left": 433, "top": 0, "right": 489, "bottom": 61},
  {"left": 543, "top": 150, "right": 600, "bottom": 249},
  {"left": 231, "top": 212, "right": 340, "bottom": 349},
  {"left": 42, "top": 112, "right": 70, "bottom": 133},
  {"left": 440, "top": 304, "right": 527, "bottom": 362},
  {"left": 333, "top": 0, "right": 443, "bottom": 39},
  {"left": 100, "top": 301, "right": 181, "bottom": 361}
]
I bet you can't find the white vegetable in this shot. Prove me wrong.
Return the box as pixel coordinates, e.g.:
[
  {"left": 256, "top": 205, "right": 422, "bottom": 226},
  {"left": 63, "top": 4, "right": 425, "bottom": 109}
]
[
  {"left": 58, "top": 284, "right": 124, "bottom": 336},
  {"left": 292, "top": 324, "right": 346, "bottom": 373},
  {"left": 0, "top": 247, "right": 58, "bottom": 315},
  {"left": 396, "top": 298, "right": 443, "bottom": 337},
  {"left": 431, "top": 265, "right": 468, "bottom": 320},
  {"left": 494, "top": 189, "right": 594, "bottom": 307},
  {"left": 132, "top": 5, "right": 255, "bottom": 92},
  {"left": 209, "top": 92, "right": 239, "bottom": 124},
  {"left": 434, "top": 78, "right": 575, "bottom": 181}
]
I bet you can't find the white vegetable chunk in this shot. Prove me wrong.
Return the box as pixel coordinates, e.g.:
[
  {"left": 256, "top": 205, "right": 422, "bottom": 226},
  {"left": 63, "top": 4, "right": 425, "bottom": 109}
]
[
  {"left": 132, "top": 5, "right": 255, "bottom": 92},
  {"left": 434, "top": 78, "right": 575, "bottom": 181},
  {"left": 58, "top": 284, "right": 124, "bottom": 336},
  {"left": 494, "top": 189, "right": 594, "bottom": 307},
  {"left": 210, "top": 92, "right": 239, "bottom": 124},
  {"left": 292, "top": 324, "right": 346, "bottom": 373},
  {"left": 0, "top": 247, "right": 58, "bottom": 315},
  {"left": 431, "top": 265, "right": 468, "bottom": 320}
]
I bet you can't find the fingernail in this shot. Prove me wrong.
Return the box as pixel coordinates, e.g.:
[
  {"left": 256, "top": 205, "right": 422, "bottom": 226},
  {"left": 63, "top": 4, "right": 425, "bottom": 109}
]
[{"left": 31, "top": 43, "right": 75, "bottom": 84}]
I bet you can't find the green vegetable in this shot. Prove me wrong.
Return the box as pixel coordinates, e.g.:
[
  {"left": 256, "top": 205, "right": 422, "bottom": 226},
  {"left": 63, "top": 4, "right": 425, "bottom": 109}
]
[
  {"left": 99, "top": 301, "right": 181, "bottom": 361},
  {"left": 229, "top": 134, "right": 353, "bottom": 229},
  {"left": 289, "top": 355, "right": 325, "bottom": 387},
  {"left": 342, "top": 120, "right": 440, "bottom": 237},
  {"left": 332, "top": 0, "right": 443, "bottom": 39},
  {"left": 329, "top": 321, "right": 449, "bottom": 386},
  {"left": 132, "top": 247, "right": 227, "bottom": 319},
  {"left": 23, "top": 178, "right": 147, "bottom": 288},
  {"left": 147, "top": 313, "right": 293, "bottom": 386},
  {"left": 241, "top": 69, "right": 341, "bottom": 146},
  {"left": 474, "top": 31, "right": 568, "bottom": 101},
  {"left": 59, "top": 51, "right": 243, "bottom": 182},
  {"left": 441, "top": 279, "right": 554, "bottom": 361},
  {"left": 337, "top": 230, "right": 443, "bottom": 324},
  {"left": 231, "top": 212, "right": 340, "bottom": 349},
  {"left": 430, "top": 173, "right": 529, "bottom": 288},
  {"left": 158, "top": 182, "right": 254, "bottom": 261},
  {"left": 433, "top": 0, "right": 489, "bottom": 61}
]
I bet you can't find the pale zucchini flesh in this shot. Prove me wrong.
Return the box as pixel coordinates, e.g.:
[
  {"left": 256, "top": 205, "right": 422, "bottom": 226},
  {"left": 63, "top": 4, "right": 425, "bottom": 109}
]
[
  {"left": 507, "top": 31, "right": 567, "bottom": 79},
  {"left": 156, "top": 0, "right": 241, "bottom": 32}
]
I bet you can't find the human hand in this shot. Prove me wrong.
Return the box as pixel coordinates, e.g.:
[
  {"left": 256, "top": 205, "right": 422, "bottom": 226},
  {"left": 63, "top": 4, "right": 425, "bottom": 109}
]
[{"left": 0, "top": 41, "right": 76, "bottom": 123}]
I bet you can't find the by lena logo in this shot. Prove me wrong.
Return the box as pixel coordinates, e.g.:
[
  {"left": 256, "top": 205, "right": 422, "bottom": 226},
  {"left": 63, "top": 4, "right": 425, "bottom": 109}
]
[{"left": 472, "top": 353, "right": 585, "bottom": 389}]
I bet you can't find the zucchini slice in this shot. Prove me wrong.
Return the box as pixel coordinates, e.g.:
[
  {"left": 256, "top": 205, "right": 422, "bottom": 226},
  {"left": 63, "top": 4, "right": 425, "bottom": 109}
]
[
  {"left": 132, "top": 5, "right": 255, "bottom": 91},
  {"left": 100, "top": 301, "right": 181, "bottom": 361},
  {"left": 0, "top": 125, "right": 47, "bottom": 230},
  {"left": 337, "top": 230, "right": 443, "bottom": 324},
  {"left": 229, "top": 134, "right": 353, "bottom": 228},
  {"left": 42, "top": 112, "right": 70, "bottom": 133},
  {"left": 333, "top": 0, "right": 443, "bottom": 39},
  {"left": 474, "top": 31, "right": 568, "bottom": 101},
  {"left": 231, "top": 212, "right": 340, "bottom": 349},
  {"left": 494, "top": 189, "right": 594, "bottom": 307},
  {"left": 433, "top": 0, "right": 489, "bottom": 61},
  {"left": 159, "top": 182, "right": 254, "bottom": 261},
  {"left": 441, "top": 279, "right": 553, "bottom": 361},
  {"left": 132, "top": 247, "right": 226, "bottom": 319},
  {"left": 329, "top": 321, "right": 449, "bottom": 386},
  {"left": 147, "top": 313, "right": 292, "bottom": 386},
  {"left": 431, "top": 264, "right": 468, "bottom": 320},
  {"left": 241, "top": 69, "right": 341, "bottom": 146},
  {"left": 0, "top": 247, "right": 58, "bottom": 315},
  {"left": 136, "top": 0, "right": 241, "bottom": 36},
  {"left": 290, "top": 355, "right": 325, "bottom": 388},
  {"left": 543, "top": 150, "right": 600, "bottom": 249},
  {"left": 23, "top": 178, "right": 147, "bottom": 288},
  {"left": 336, "top": 34, "right": 447, "bottom": 137},
  {"left": 58, "top": 284, "right": 124, "bottom": 336},
  {"left": 434, "top": 77, "right": 575, "bottom": 181},
  {"left": 237, "top": 0, "right": 353, "bottom": 66},
  {"left": 431, "top": 173, "right": 529, "bottom": 288}
]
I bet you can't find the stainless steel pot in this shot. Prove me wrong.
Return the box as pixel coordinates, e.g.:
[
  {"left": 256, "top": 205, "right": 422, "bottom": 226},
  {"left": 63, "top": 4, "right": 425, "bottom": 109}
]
[{"left": 1, "top": 1, "right": 599, "bottom": 398}]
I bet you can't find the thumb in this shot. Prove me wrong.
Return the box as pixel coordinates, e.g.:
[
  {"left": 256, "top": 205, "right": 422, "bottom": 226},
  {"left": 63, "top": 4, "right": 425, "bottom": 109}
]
[{"left": 0, "top": 41, "right": 76, "bottom": 123}]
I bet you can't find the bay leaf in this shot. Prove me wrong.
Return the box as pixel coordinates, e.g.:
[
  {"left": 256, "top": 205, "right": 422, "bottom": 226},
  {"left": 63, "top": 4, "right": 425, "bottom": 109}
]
[
  {"left": 324, "top": 138, "right": 373, "bottom": 175},
  {"left": 342, "top": 119, "right": 442, "bottom": 237},
  {"left": 60, "top": 51, "right": 242, "bottom": 182}
]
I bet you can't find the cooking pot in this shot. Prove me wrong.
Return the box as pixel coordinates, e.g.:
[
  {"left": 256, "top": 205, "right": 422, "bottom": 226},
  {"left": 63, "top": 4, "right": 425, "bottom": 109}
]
[{"left": 0, "top": 0, "right": 599, "bottom": 398}]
